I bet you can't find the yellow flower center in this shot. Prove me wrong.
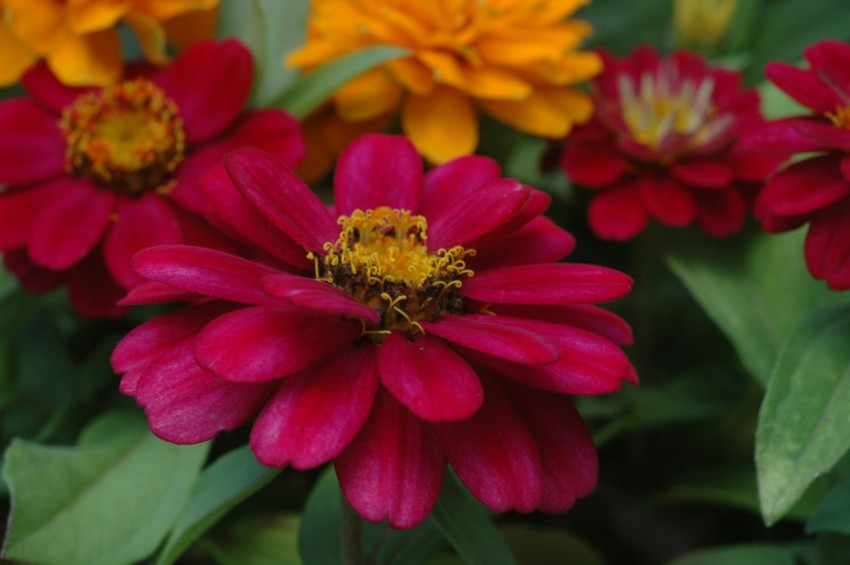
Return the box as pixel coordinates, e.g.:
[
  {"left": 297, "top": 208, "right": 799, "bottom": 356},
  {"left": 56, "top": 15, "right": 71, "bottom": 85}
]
[
  {"left": 827, "top": 106, "right": 850, "bottom": 130},
  {"left": 60, "top": 78, "right": 186, "bottom": 195},
  {"left": 618, "top": 66, "right": 733, "bottom": 159},
  {"left": 313, "top": 206, "right": 474, "bottom": 341}
]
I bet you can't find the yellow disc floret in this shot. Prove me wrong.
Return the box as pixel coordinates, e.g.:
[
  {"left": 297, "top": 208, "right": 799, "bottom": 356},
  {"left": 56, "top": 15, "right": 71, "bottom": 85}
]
[
  {"left": 827, "top": 106, "right": 850, "bottom": 130},
  {"left": 60, "top": 78, "right": 186, "bottom": 195},
  {"left": 314, "top": 207, "right": 475, "bottom": 340}
]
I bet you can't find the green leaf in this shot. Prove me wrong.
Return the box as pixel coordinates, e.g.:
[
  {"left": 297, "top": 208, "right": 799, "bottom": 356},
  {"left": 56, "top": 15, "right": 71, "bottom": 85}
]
[
  {"left": 667, "top": 544, "right": 796, "bottom": 565},
  {"left": 156, "top": 445, "right": 281, "bottom": 565},
  {"left": 273, "top": 46, "right": 410, "bottom": 118},
  {"left": 756, "top": 304, "right": 850, "bottom": 525},
  {"left": 807, "top": 479, "right": 850, "bottom": 535},
  {"left": 500, "top": 525, "right": 603, "bottom": 565},
  {"left": 217, "top": 0, "right": 311, "bottom": 106},
  {"left": 665, "top": 229, "right": 846, "bottom": 385},
  {"left": 2, "top": 411, "right": 209, "bottom": 565},
  {"left": 201, "top": 513, "right": 301, "bottom": 565},
  {"left": 298, "top": 466, "right": 447, "bottom": 565},
  {"left": 430, "top": 473, "right": 517, "bottom": 565}
]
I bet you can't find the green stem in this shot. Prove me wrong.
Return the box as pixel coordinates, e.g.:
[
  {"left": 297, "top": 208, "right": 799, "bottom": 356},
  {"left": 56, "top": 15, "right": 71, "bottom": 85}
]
[{"left": 340, "top": 492, "right": 364, "bottom": 565}]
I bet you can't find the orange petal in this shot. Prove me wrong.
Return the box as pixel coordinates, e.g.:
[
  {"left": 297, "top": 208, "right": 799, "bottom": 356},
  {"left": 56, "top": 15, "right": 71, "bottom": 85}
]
[
  {"left": 66, "top": 0, "right": 130, "bottom": 34},
  {"left": 537, "top": 51, "right": 603, "bottom": 85},
  {"left": 4, "top": 0, "right": 67, "bottom": 53},
  {"left": 386, "top": 57, "right": 434, "bottom": 95},
  {"left": 417, "top": 49, "right": 465, "bottom": 89},
  {"left": 334, "top": 68, "right": 404, "bottom": 122},
  {"left": 462, "top": 66, "right": 531, "bottom": 100},
  {"left": 123, "top": 10, "right": 169, "bottom": 65},
  {"left": 132, "top": 0, "right": 218, "bottom": 21},
  {"left": 46, "top": 28, "right": 122, "bottom": 86},
  {"left": 160, "top": 5, "right": 218, "bottom": 49},
  {"left": 402, "top": 86, "right": 477, "bottom": 164},
  {"left": 0, "top": 20, "right": 38, "bottom": 86},
  {"left": 479, "top": 88, "right": 587, "bottom": 138}
]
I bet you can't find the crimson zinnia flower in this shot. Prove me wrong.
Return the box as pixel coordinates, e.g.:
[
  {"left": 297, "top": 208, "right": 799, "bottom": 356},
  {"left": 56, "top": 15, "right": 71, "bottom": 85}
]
[
  {"left": 560, "top": 46, "right": 780, "bottom": 241},
  {"left": 746, "top": 40, "right": 850, "bottom": 290},
  {"left": 0, "top": 39, "right": 305, "bottom": 317},
  {"left": 112, "top": 134, "right": 636, "bottom": 528}
]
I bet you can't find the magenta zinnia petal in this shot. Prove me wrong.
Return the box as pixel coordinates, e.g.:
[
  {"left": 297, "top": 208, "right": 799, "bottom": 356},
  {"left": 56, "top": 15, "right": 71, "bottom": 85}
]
[{"left": 250, "top": 344, "right": 379, "bottom": 469}]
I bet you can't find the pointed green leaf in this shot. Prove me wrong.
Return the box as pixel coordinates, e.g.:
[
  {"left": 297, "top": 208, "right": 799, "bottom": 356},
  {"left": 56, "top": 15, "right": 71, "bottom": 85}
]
[
  {"left": 756, "top": 304, "right": 850, "bottom": 525},
  {"left": 2, "top": 411, "right": 209, "bottom": 565},
  {"left": 217, "top": 0, "right": 311, "bottom": 106},
  {"left": 156, "top": 445, "right": 281, "bottom": 565},
  {"left": 665, "top": 229, "right": 845, "bottom": 385},
  {"left": 273, "top": 46, "right": 409, "bottom": 118},
  {"left": 429, "top": 473, "right": 517, "bottom": 565}
]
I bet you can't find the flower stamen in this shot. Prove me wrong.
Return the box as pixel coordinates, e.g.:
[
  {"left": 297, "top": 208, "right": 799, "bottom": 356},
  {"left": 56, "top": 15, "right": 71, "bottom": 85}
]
[
  {"left": 60, "top": 78, "right": 186, "bottom": 195},
  {"left": 315, "top": 206, "right": 474, "bottom": 340},
  {"left": 827, "top": 106, "right": 850, "bottom": 130}
]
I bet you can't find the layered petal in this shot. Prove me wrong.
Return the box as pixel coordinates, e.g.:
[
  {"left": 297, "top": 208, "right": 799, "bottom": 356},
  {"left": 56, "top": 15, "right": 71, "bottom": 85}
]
[{"left": 0, "top": 98, "right": 66, "bottom": 185}]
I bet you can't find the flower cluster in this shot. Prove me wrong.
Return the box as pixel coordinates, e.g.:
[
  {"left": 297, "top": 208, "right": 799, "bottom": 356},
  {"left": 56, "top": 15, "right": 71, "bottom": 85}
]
[
  {"left": 287, "top": 0, "right": 601, "bottom": 165},
  {"left": 112, "top": 134, "right": 636, "bottom": 527},
  {"left": 0, "top": 39, "right": 304, "bottom": 317},
  {"left": 559, "top": 46, "right": 781, "bottom": 240},
  {"left": 0, "top": 0, "right": 219, "bottom": 86},
  {"left": 745, "top": 40, "right": 850, "bottom": 290}
]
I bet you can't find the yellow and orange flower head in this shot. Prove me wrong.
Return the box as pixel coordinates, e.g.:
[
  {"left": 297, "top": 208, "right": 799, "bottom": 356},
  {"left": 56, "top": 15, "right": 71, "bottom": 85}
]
[
  {"left": 1, "top": 0, "right": 219, "bottom": 87},
  {"left": 287, "top": 0, "right": 602, "bottom": 164}
]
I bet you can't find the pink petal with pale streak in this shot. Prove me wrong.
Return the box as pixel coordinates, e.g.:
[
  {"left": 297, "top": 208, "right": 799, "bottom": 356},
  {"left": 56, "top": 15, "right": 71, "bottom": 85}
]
[
  {"left": 261, "top": 274, "right": 380, "bottom": 323},
  {"left": 334, "top": 134, "right": 423, "bottom": 215},
  {"left": 135, "top": 340, "right": 276, "bottom": 444},
  {"left": 112, "top": 301, "right": 236, "bottom": 394},
  {"left": 508, "top": 384, "right": 598, "bottom": 512},
  {"left": 639, "top": 175, "right": 697, "bottom": 227},
  {"left": 804, "top": 40, "right": 850, "bottom": 97},
  {"left": 225, "top": 148, "right": 338, "bottom": 252},
  {"left": 133, "top": 245, "right": 282, "bottom": 305},
  {"left": 487, "top": 303, "right": 633, "bottom": 346},
  {"left": 737, "top": 118, "right": 826, "bottom": 154},
  {"left": 756, "top": 155, "right": 850, "bottom": 216},
  {"left": 560, "top": 139, "right": 631, "bottom": 187},
  {"left": 465, "top": 189, "right": 550, "bottom": 252},
  {"left": 0, "top": 98, "right": 65, "bottom": 185},
  {"left": 21, "top": 63, "right": 89, "bottom": 113},
  {"left": 104, "top": 194, "right": 182, "bottom": 289},
  {"left": 420, "top": 315, "right": 559, "bottom": 366},
  {"left": 379, "top": 332, "right": 483, "bottom": 422},
  {"left": 427, "top": 179, "right": 532, "bottom": 251},
  {"left": 154, "top": 39, "right": 252, "bottom": 143},
  {"left": 336, "top": 391, "right": 446, "bottom": 529},
  {"left": 588, "top": 182, "right": 649, "bottom": 241},
  {"left": 436, "top": 377, "right": 543, "bottom": 513},
  {"left": 805, "top": 197, "right": 850, "bottom": 289},
  {"left": 0, "top": 182, "right": 64, "bottom": 250},
  {"left": 119, "top": 281, "right": 204, "bottom": 305},
  {"left": 28, "top": 179, "right": 115, "bottom": 270},
  {"left": 765, "top": 61, "right": 842, "bottom": 114},
  {"left": 792, "top": 118, "right": 850, "bottom": 152},
  {"left": 250, "top": 344, "right": 379, "bottom": 469},
  {"left": 461, "top": 263, "right": 633, "bottom": 306},
  {"left": 65, "top": 249, "right": 127, "bottom": 319},
  {"left": 471, "top": 216, "right": 575, "bottom": 270},
  {"left": 419, "top": 155, "right": 501, "bottom": 218},
  {"left": 171, "top": 109, "right": 306, "bottom": 215},
  {"left": 670, "top": 159, "right": 733, "bottom": 189},
  {"left": 462, "top": 315, "right": 631, "bottom": 395},
  {"left": 195, "top": 305, "right": 361, "bottom": 383},
  {"left": 201, "top": 164, "right": 311, "bottom": 270},
  {"left": 695, "top": 187, "right": 747, "bottom": 238}
]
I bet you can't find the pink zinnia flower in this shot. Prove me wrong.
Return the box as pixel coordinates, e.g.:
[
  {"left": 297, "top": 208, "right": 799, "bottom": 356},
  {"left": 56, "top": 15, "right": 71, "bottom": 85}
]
[
  {"left": 746, "top": 40, "right": 850, "bottom": 290},
  {"left": 112, "top": 134, "right": 636, "bottom": 528},
  {"left": 0, "top": 39, "right": 305, "bottom": 317},
  {"left": 560, "top": 46, "right": 780, "bottom": 241}
]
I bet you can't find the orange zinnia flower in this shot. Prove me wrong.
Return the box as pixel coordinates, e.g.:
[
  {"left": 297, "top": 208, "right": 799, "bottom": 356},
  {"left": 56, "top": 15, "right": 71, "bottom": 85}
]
[
  {"left": 287, "top": 0, "right": 601, "bottom": 164},
  {"left": 2, "top": 0, "right": 219, "bottom": 87}
]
